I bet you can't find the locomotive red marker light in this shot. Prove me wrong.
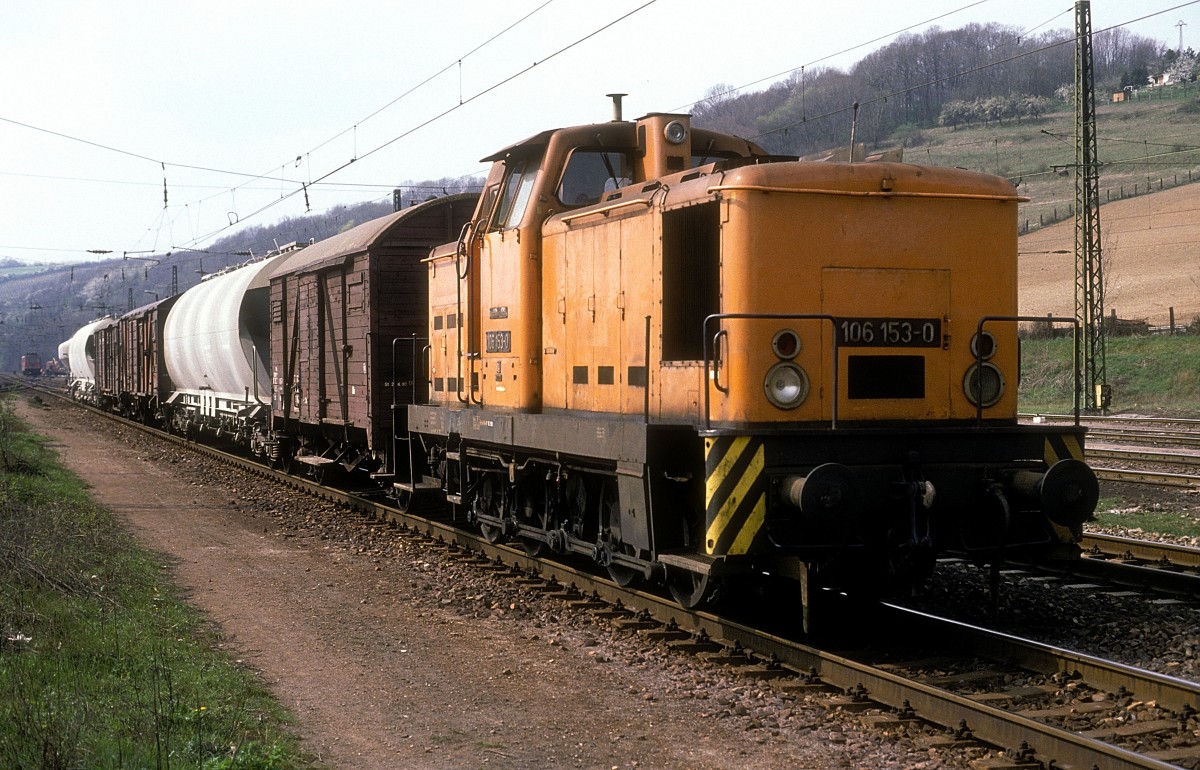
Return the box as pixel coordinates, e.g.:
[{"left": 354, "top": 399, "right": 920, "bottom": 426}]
[
  {"left": 970, "top": 331, "right": 997, "bottom": 360},
  {"left": 771, "top": 328, "right": 801, "bottom": 359}
]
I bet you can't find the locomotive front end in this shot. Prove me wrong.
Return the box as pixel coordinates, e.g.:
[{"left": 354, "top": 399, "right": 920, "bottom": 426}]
[{"left": 703, "top": 161, "right": 1097, "bottom": 587}]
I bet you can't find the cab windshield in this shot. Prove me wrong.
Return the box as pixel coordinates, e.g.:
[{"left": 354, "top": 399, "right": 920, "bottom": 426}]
[{"left": 556, "top": 149, "right": 633, "bottom": 207}]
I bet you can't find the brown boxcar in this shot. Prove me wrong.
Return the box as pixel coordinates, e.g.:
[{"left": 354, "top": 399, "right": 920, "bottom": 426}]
[
  {"left": 93, "top": 318, "right": 123, "bottom": 411},
  {"left": 116, "top": 296, "right": 179, "bottom": 422},
  {"left": 266, "top": 193, "right": 478, "bottom": 479}
]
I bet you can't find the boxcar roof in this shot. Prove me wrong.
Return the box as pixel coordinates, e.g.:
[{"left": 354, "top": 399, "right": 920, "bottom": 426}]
[{"left": 270, "top": 193, "right": 478, "bottom": 279}]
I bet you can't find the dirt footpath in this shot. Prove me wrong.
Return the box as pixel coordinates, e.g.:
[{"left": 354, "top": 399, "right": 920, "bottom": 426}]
[{"left": 16, "top": 396, "right": 951, "bottom": 770}]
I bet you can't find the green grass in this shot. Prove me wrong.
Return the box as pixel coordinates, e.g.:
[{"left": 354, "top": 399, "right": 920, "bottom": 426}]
[
  {"left": 1091, "top": 503, "right": 1200, "bottom": 540},
  {"left": 0, "top": 400, "right": 311, "bottom": 769},
  {"left": 1018, "top": 334, "right": 1200, "bottom": 416}
]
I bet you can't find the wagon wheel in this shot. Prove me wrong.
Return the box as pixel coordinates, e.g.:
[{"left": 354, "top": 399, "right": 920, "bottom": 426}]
[
  {"left": 520, "top": 538, "right": 546, "bottom": 556},
  {"left": 668, "top": 570, "right": 714, "bottom": 609},
  {"left": 267, "top": 450, "right": 291, "bottom": 474}
]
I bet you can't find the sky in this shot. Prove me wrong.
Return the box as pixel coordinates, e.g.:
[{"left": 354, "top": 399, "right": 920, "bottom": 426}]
[{"left": 1, "top": 0, "right": 1196, "bottom": 265}]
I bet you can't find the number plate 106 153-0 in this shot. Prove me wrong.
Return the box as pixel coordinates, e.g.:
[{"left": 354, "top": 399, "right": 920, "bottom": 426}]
[{"left": 836, "top": 317, "right": 942, "bottom": 348}]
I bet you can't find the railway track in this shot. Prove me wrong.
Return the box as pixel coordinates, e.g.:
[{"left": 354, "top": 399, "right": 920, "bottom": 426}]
[
  {"left": 1063, "top": 533, "right": 1200, "bottom": 597},
  {"left": 25, "top": 386, "right": 1199, "bottom": 769},
  {"left": 1022, "top": 413, "right": 1200, "bottom": 490}
]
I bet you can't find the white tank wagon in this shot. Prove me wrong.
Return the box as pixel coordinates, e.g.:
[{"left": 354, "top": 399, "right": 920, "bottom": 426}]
[
  {"left": 162, "top": 254, "right": 287, "bottom": 439},
  {"left": 64, "top": 317, "right": 116, "bottom": 403}
]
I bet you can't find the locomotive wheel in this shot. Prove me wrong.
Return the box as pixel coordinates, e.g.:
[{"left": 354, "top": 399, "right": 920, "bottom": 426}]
[
  {"left": 668, "top": 570, "right": 713, "bottom": 609},
  {"left": 480, "top": 522, "right": 506, "bottom": 544},
  {"left": 478, "top": 476, "right": 508, "bottom": 543},
  {"left": 520, "top": 537, "right": 546, "bottom": 557},
  {"left": 517, "top": 482, "right": 548, "bottom": 556},
  {"left": 607, "top": 562, "right": 639, "bottom": 587}
]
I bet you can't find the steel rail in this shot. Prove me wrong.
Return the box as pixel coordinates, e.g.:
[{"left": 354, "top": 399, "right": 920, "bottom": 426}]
[
  {"left": 149, "top": 435, "right": 1200, "bottom": 769},
  {"left": 1088, "top": 446, "right": 1200, "bottom": 468},
  {"left": 1056, "top": 553, "right": 1200, "bottom": 596},
  {"left": 1021, "top": 413, "right": 1200, "bottom": 428},
  {"left": 1089, "top": 430, "right": 1200, "bottom": 450},
  {"left": 1093, "top": 467, "right": 1200, "bottom": 488},
  {"left": 1082, "top": 532, "right": 1200, "bottom": 570}
]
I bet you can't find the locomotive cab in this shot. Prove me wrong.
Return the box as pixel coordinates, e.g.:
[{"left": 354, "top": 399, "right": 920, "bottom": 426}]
[{"left": 425, "top": 112, "right": 766, "bottom": 415}]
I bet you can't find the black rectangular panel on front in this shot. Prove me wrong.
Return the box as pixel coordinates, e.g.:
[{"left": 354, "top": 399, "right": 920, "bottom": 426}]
[{"left": 847, "top": 355, "right": 925, "bottom": 399}]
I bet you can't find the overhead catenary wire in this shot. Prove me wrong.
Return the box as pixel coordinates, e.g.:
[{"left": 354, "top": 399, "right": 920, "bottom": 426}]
[
  {"left": 179, "top": 0, "right": 660, "bottom": 248},
  {"left": 3, "top": 0, "right": 1196, "bottom": 261}
]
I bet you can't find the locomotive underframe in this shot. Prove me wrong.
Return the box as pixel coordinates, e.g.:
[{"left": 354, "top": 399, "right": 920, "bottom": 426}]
[
  {"left": 407, "top": 404, "right": 1093, "bottom": 607},
  {"left": 405, "top": 406, "right": 699, "bottom": 579},
  {"left": 707, "top": 423, "right": 1090, "bottom": 590}
]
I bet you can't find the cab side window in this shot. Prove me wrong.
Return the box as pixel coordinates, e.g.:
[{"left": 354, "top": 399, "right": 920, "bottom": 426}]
[{"left": 491, "top": 157, "right": 538, "bottom": 231}]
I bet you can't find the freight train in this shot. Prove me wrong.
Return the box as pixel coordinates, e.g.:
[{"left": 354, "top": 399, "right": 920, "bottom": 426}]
[{"left": 63, "top": 103, "right": 1099, "bottom": 622}]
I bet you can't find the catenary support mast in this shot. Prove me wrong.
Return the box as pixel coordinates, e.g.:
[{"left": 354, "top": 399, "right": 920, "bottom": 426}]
[{"left": 1074, "top": 0, "right": 1107, "bottom": 411}]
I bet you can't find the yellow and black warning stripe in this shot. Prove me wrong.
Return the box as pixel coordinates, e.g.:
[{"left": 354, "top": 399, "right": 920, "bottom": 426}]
[
  {"left": 1043, "top": 433, "right": 1084, "bottom": 466},
  {"left": 704, "top": 436, "right": 767, "bottom": 556}
]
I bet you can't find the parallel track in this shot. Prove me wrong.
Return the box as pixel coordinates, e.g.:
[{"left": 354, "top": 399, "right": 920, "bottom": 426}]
[
  {"left": 1062, "top": 532, "right": 1200, "bottom": 596},
  {"left": 26, "top": 385, "right": 1200, "bottom": 770},
  {"left": 1023, "top": 412, "right": 1200, "bottom": 489}
]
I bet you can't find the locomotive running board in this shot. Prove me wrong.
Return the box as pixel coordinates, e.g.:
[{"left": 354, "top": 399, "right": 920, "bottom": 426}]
[
  {"left": 658, "top": 552, "right": 726, "bottom": 576},
  {"left": 392, "top": 479, "right": 442, "bottom": 493},
  {"left": 294, "top": 455, "right": 337, "bottom": 467}
]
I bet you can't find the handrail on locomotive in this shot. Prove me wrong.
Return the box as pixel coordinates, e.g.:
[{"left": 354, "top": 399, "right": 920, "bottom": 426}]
[
  {"left": 703, "top": 312, "right": 841, "bottom": 431},
  {"left": 975, "top": 315, "right": 1082, "bottom": 426}
]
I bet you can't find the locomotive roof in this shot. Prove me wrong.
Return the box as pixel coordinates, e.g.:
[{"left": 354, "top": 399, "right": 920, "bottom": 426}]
[
  {"left": 711, "top": 159, "right": 1025, "bottom": 201},
  {"left": 269, "top": 192, "right": 479, "bottom": 278},
  {"left": 480, "top": 120, "right": 765, "bottom": 162}
]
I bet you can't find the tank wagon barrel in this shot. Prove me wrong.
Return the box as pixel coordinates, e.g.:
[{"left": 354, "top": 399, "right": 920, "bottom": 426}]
[{"left": 161, "top": 254, "right": 281, "bottom": 439}]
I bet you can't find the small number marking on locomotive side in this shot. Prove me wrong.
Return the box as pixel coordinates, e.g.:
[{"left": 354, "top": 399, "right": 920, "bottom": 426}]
[{"left": 485, "top": 330, "right": 512, "bottom": 353}]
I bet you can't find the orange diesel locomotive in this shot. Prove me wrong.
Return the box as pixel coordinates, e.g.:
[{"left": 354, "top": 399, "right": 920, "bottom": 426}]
[{"left": 413, "top": 106, "right": 1095, "bottom": 616}]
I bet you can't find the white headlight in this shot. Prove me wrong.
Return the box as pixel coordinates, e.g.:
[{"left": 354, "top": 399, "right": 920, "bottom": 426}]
[
  {"left": 764, "top": 362, "right": 809, "bottom": 409},
  {"left": 664, "top": 120, "right": 688, "bottom": 145},
  {"left": 963, "top": 363, "right": 1004, "bottom": 407}
]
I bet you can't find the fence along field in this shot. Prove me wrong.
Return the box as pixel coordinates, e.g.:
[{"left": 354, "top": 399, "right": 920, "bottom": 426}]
[{"left": 1018, "top": 180, "right": 1200, "bottom": 331}]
